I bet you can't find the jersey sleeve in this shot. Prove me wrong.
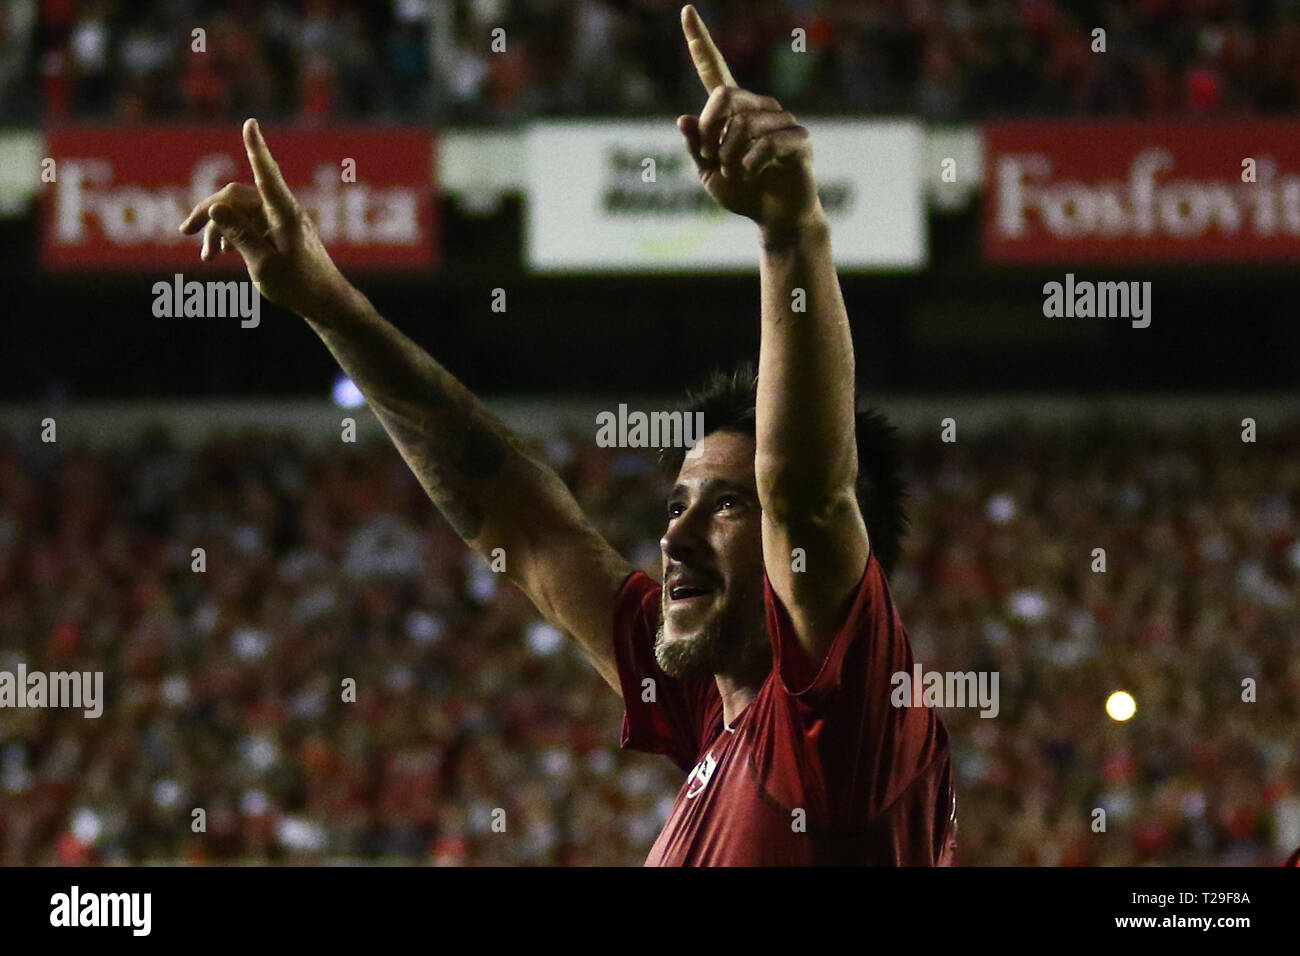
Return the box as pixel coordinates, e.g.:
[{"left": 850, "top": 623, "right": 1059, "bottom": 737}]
[
  {"left": 763, "top": 550, "right": 952, "bottom": 827},
  {"left": 610, "top": 570, "right": 718, "bottom": 773}
]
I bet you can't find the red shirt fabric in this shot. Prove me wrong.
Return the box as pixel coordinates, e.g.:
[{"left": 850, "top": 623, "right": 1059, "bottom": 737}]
[{"left": 612, "top": 552, "right": 957, "bottom": 866}]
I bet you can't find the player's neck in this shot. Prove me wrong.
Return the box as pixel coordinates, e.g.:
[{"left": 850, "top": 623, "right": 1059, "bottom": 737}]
[{"left": 714, "top": 673, "right": 759, "bottom": 729}]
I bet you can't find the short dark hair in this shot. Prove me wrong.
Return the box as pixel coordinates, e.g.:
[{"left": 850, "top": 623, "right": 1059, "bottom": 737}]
[{"left": 659, "top": 361, "right": 908, "bottom": 578}]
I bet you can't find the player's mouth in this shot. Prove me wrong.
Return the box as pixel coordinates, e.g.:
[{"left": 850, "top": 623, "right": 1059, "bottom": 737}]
[{"left": 667, "top": 572, "right": 720, "bottom": 611}]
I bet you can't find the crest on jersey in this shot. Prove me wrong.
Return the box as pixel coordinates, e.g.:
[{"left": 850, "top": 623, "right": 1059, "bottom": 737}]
[{"left": 685, "top": 751, "right": 718, "bottom": 799}]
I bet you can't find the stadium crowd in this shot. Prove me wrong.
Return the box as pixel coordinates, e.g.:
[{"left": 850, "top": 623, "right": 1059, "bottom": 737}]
[
  {"left": 0, "top": 414, "right": 1297, "bottom": 865},
  {"left": 4, "top": 0, "right": 1300, "bottom": 124}
]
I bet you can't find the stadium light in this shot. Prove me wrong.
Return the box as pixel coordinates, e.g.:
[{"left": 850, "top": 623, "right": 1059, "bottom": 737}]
[
  {"left": 1105, "top": 691, "right": 1137, "bottom": 722},
  {"left": 332, "top": 373, "right": 365, "bottom": 409}
]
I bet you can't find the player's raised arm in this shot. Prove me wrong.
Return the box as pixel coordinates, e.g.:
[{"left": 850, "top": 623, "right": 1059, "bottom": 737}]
[
  {"left": 678, "top": 6, "right": 867, "bottom": 664},
  {"left": 179, "top": 119, "right": 632, "bottom": 695}
]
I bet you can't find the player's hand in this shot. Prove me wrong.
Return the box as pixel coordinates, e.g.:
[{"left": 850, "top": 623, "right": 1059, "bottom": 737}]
[
  {"left": 677, "top": 5, "right": 823, "bottom": 234},
  {"left": 178, "top": 119, "right": 352, "bottom": 319}
]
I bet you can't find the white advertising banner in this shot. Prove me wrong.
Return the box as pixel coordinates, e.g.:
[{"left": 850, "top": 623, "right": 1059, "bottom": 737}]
[{"left": 526, "top": 119, "right": 925, "bottom": 272}]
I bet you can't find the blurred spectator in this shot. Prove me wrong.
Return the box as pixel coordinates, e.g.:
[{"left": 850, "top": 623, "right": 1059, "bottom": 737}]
[
  {"left": 1, "top": 413, "right": 1297, "bottom": 865},
  {"left": 15, "top": 0, "right": 1300, "bottom": 125}
]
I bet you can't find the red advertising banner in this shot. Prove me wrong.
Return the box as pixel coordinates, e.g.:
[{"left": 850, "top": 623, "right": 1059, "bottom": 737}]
[
  {"left": 984, "top": 121, "right": 1300, "bottom": 263},
  {"left": 42, "top": 126, "right": 437, "bottom": 271}
]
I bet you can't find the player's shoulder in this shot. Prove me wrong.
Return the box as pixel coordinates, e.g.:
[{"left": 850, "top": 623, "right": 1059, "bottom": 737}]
[
  {"left": 612, "top": 568, "right": 664, "bottom": 640},
  {"left": 618, "top": 568, "right": 662, "bottom": 602},
  {"left": 825, "top": 546, "right": 894, "bottom": 633},
  {"left": 764, "top": 546, "right": 886, "bottom": 624}
]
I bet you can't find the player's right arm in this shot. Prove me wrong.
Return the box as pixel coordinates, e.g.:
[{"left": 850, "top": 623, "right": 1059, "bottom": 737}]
[{"left": 179, "top": 119, "right": 630, "bottom": 695}]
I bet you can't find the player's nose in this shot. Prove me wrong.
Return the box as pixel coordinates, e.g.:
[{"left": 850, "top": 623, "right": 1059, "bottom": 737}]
[{"left": 661, "top": 505, "right": 707, "bottom": 563}]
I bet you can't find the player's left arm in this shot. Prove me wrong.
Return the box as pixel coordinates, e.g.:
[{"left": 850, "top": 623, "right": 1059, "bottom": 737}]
[{"left": 679, "top": 5, "right": 868, "bottom": 665}]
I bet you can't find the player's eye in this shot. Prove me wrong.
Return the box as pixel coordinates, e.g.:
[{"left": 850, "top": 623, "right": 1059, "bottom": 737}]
[
  {"left": 716, "top": 494, "right": 738, "bottom": 512},
  {"left": 667, "top": 500, "right": 686, "bottom": 519}
]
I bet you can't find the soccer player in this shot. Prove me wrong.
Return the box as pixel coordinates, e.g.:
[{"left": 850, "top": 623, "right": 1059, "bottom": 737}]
[{"left": 179, "top": 5, "right": 955, "bottom": 866}]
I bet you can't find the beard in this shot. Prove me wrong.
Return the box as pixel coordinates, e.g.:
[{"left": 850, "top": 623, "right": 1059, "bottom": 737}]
[{"left": 653, "top": 593, "right": 771, "bottom": 683}]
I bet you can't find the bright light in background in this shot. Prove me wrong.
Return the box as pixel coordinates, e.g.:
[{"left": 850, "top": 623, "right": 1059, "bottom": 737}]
[
  {"left": 71, "top": 808, "right": 102, "bottom": 843},
  {"left": 332, "top": 374, "right": 365, "bottom": 408},
  {"left": 1106, "top": 690, "right": 1136, "bottom": 722}
]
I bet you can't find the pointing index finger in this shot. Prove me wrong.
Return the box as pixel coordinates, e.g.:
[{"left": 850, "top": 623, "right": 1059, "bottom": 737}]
[
  {"left": 681, "top": 4, "right": 736, "bottom": 93},
  {"left": 242, "top": 118, "right": 295, "bottom": 220}
]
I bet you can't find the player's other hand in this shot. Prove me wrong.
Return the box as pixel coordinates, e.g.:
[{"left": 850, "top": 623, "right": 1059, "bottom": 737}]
[
  {"left": 677, "top": 5, "right": 823, "bottom": 235},
  {"left": 178, "top": 119, "right": 352, "bottom": 319}
]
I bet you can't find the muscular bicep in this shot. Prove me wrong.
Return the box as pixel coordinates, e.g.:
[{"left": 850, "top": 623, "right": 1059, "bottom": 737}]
[
  {"left": 477, "top": 454, "right": 631, "bottom": 696},
  {"left": 761, "top": 489, "right": 869, "bottom": 667},
  {"left": 512, "top": 521, "right": 631, "bottom": 696}
]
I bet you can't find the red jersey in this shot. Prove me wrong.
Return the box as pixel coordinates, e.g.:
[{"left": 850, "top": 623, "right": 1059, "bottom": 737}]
[{"left": 611, "top": 552, "right": 957, "bottom": 866}]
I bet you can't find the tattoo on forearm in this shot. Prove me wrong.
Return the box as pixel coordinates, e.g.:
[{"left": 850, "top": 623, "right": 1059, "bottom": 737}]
[{"left": 456, "top": 418, "right": 510, "bottom": 479}]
